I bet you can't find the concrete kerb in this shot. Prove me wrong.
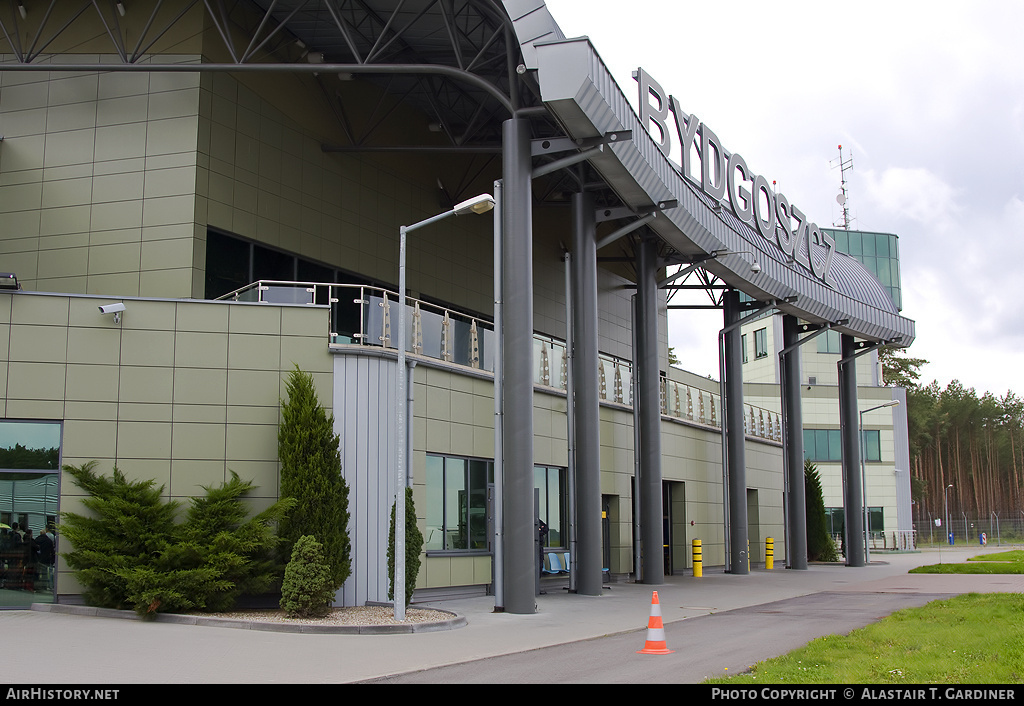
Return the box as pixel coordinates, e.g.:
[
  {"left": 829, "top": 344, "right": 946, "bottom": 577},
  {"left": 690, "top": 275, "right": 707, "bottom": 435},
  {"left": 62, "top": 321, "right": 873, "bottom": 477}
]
[{"left": 30, "top": 602, "right": 467, "bottom": 634}]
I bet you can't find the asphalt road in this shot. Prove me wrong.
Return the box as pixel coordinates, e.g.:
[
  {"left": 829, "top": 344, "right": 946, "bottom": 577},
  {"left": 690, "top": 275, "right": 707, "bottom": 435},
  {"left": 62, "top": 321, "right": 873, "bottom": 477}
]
[{"left": 366, "top": 591, "right": 952, "bottom": 683}]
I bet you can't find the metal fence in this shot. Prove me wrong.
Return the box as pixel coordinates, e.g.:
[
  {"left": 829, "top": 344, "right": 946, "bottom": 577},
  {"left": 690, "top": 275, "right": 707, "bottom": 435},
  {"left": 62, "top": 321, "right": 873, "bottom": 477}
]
[
  {"left": 914, "top": 512, "right": 1024, "bottom": 547},
  {"left": 217, "top": 280, "right": 784, "bottom": 442}
]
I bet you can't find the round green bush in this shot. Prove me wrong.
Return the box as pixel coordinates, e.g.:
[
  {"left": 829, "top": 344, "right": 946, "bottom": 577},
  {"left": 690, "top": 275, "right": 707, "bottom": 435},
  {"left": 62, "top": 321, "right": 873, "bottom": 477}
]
[{"left": 280, "top": 535, "right": 335, "bottom": 618}]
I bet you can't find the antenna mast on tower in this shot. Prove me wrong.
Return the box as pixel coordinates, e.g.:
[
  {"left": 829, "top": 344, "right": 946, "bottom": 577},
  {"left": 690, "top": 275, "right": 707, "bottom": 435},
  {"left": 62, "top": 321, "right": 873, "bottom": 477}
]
[{"left": 832, "top": 144, "right": 853, "bottom": 230}]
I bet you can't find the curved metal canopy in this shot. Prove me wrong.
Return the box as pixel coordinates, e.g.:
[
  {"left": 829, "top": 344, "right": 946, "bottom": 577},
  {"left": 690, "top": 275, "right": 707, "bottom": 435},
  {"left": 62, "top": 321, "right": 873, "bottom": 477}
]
[{"left": 503, "top": 0, "right": 915, "bottom": 346}]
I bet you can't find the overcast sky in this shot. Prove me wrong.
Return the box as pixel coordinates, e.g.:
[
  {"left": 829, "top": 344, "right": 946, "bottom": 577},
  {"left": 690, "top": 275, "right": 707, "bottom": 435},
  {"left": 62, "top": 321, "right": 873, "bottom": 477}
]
[{"left": 543, "top": 0, "right": 1024, "bottom": 398}]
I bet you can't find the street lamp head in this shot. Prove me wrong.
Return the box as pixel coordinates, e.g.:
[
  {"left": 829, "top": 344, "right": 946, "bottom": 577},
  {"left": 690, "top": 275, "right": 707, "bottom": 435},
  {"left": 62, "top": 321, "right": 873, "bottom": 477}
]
[{"left": 453, "top": 193, "right": 495, "bottom": 216}]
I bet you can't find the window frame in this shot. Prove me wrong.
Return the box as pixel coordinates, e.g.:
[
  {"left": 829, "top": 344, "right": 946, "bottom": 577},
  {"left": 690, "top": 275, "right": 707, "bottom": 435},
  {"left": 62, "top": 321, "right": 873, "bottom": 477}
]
[
  {"left": 804, "top": 428, "right": 881, "bottom": 463},
  {"left": 424, "top": 454, "right": 492, "bottom": 555},
  {"left": 534, "top": 465, "right": 567, "bottom": 549},
  {"left": 753, "top": 327, "right": 768, "bottom": 359}
]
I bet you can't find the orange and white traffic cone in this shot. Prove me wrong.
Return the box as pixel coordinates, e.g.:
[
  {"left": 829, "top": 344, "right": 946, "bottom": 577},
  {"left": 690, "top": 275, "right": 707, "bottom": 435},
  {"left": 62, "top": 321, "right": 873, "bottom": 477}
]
[{"left": 637, "top": 590, "right": 674, "bottom": 654}]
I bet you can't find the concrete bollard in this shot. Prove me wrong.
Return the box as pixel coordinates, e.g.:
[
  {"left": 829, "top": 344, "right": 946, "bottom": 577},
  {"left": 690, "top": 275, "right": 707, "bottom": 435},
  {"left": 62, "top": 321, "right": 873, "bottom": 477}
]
[
  {"left": 692, "top": 538, "right": 702, "bottom": 578},
  {"left": 766, "top": 537, "right": 774, "bottom": 570}
]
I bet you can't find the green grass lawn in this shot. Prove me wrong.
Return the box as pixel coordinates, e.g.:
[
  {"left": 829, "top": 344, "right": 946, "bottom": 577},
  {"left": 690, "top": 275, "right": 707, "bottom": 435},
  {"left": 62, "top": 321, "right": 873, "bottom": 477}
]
[
  {"left": 969, "top": 550, "right": 1024, "bottom": 563},
  {"left": 706, "top": 552, "right": 1024, "bottom": 684},
  {"left": 910, "top": 550, "right": 1024, "bottom": 574},
  {"left": 705, "top": 593, "right": 1024, "bottom": 684}
]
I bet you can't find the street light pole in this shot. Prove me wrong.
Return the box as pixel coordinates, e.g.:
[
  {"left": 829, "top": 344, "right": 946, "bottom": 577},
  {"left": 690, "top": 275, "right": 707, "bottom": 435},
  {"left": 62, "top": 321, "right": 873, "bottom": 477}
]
[
  {"left": 394, "top": 194, "right": 494, "bottom": 620},
  {"left": 944, "top": 483, "right": 953, "bottom": 549},
  {"left": 859, "top": 400, "right": 899, "bottom": 563}
]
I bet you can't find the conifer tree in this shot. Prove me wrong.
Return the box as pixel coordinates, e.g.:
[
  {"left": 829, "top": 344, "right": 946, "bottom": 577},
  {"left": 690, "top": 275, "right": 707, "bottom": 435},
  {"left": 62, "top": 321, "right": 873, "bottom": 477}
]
[
  {"left": 387, "top": 486, "right": 424, "bottom": 608},
  {"left": 280, "top": 535, "right": 334, "bottom": 618},
  {"left": 172, "top": 472, "right": 295, "bottom": 612},
  {"left": 60, "top": 461, "right": 179, "bottom": 609},
  {"left": 805, "top": 459, "right": 838, "bottom": 562},
  {"left": 278, "top": 366, "right": 351, "bottom": 593},
  {"left": 60, "top": 462, "right": 294, "bottom": 617}
]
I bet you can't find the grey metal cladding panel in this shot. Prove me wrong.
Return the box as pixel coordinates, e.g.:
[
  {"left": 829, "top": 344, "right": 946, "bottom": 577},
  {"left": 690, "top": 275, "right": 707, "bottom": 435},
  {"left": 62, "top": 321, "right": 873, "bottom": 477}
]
[
  {"left": 334, "top": 353, "right": 395, "bottom": 606},
  {"left": 502, "top": 0, "right": 565, "bottom": 70},
  {"left": 532, "top": 36, "right": 915, "bottom": 344}
]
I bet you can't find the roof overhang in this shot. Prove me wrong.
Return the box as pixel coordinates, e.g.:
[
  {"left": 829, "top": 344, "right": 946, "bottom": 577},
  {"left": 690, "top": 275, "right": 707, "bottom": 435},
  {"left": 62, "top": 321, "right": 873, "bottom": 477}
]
[{"left": 504, "top": 1, "right": 915, "bottom": 346}]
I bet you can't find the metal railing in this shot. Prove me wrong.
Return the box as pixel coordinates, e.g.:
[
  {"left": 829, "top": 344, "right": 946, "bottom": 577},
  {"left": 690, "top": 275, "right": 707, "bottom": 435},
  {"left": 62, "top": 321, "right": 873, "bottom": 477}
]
[
  {"left": 917, "top": 513, "right": 1024, "bottom": 547},
  {"left": 833, "top": 530, "right": 918, "bottom": 554},
  {"left": 216, "top": 280, "right": 782, "bottom": 442}
]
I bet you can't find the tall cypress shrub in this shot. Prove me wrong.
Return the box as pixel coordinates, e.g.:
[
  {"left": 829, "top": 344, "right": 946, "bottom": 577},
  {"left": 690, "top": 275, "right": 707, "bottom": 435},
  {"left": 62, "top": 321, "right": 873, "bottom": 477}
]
[
  {"left": 387, "top": 486, "right": 424, "bottom": 608},
  {"left": 278, "top": 366, "right": 351, "bottom": 592},
  {"left": 805, "top": 459, "right": 838, "bottom": 562}
]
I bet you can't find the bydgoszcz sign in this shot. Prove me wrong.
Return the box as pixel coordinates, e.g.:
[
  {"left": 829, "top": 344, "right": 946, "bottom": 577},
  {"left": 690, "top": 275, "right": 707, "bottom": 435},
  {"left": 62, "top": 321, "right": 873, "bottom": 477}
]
[{"left": 635, "top": 68, "right": 836, "bottom": 287}]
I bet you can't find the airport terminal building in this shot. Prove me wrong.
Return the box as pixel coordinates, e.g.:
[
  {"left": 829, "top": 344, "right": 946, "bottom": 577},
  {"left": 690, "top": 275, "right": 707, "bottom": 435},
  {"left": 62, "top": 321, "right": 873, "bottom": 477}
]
[{"left": 0, "top": 1, "right": 914, "bottom": 611}]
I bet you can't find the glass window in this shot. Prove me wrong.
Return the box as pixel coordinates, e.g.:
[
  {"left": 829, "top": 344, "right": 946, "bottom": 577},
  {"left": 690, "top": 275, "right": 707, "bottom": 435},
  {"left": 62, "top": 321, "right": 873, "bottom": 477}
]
[
  {"left": 297, "top": 259, "right": 333, "bottom": 284},
  {"left": 253, "top": 244, "right": 294, "bottom": 282},
  {"left": 868, "top": 507, "right": 884, "bottom": 532},
  {"left": 804, "top": 428, "right": 880, "bottom": 462},
  {"left": 204, "top": 230, "right": 251, "bottom": 299},
  {"left": 832, "top": 230, "right": 848, "bottom": 253},
  {"left": 534, "top": 465, "right": 567, "bottom": 548},
  {"left": 741, "top": 333, "right": 748, "bottom": 363},
  {"left": 0, "top": 421, "right": 61, "bottom": 471},
  {"left": 754, "top": 328, "right": 768, "bottom": 359},
  {"left": 847, "top": 232, "right": 862, "bottom": 256},
  {"left": 424, "top": 454, "right": 492, "bottom": 552},
  {"left": 804, "top": 428, "right": 842, "bottom": 462},
  {"left": 875, "top": 234, "right": 890, "bottom": 258},
  {"left": 876, "top": 262, "right": 892, "bottom": 287},
  {"left": 825, "top": 507, "right": 845, "bottom": 535},
  {"left": 862, "top": 429, "right": 881, "bottom": 462},
  {"left": 816, "top": 329, "right": 841, "bottom": 354},
  {"left": 0, "top": 421, "right": 61, "bottom": 606},
  {"left": 861, "top": 256, "right": 877, "bottom": 280},
  {"left": 822, "top": 508, "right": 883, "bottom": 535}
]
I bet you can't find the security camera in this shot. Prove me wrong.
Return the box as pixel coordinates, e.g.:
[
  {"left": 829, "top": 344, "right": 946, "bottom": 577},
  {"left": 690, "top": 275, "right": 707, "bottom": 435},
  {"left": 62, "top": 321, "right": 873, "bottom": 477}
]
[
  {"left": 750, "top": 262, "right": 762, "bottom": 274},
  {"left": 98, "top": 302, "right": 125, "bottom": 323}
]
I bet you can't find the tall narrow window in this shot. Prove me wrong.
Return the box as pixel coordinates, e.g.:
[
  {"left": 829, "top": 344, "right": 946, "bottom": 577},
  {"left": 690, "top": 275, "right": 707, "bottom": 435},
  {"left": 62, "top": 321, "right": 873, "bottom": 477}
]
[
  {"left": 0, "top": 420, "right": 62, "bottom": 606},
  {"left": 534, "top": 465, "right": 567, "bottom": 548},
  {"left": 754, "top": 327, "right": 768, "bottom": 359}
]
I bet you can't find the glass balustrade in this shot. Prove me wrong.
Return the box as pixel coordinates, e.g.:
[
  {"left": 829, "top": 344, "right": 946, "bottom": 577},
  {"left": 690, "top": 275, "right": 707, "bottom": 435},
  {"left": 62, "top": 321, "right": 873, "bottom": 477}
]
[{"left": 215, "top": 280, "right": 782, "bottom": 441}]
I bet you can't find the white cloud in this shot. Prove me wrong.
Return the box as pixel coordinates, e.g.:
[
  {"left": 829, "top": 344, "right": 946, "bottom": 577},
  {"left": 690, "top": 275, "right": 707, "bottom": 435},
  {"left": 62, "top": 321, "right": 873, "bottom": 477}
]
[{"left": 860, "top": 168, "right": 962, "bottom": 232}]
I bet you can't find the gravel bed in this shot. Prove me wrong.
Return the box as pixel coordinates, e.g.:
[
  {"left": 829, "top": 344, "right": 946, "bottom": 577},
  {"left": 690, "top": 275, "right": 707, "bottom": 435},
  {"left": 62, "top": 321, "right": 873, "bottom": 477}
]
[{"left": 202, "top": 605, "right": 454, "bottom": 626}]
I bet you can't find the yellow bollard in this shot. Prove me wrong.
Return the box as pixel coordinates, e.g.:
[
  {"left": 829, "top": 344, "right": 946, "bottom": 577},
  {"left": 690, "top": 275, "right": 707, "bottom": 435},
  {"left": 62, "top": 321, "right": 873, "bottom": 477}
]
[
  {"left": 766, "top": 537, "right": 774, "bottom": 570},
  {"left": 692, "top": 539, "right": 702, "bottom": 578}
]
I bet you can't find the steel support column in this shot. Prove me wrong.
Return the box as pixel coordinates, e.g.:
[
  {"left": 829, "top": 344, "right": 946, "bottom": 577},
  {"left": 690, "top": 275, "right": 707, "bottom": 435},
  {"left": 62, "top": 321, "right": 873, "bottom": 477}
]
[
  {"left": 635, "top": 236, "right": 664, "bottom": 584},
  {"left": 782, "top": 315, "right": 807, "bottom": 570},
  {"left": 570, "top": 191, "right": 603, "bottom": 596},
  {"left": 724, "top": 290, "right": 748, "bottom": 574},
  {"left": 501, "top": 117, "right": 536, "bottom": 613},
  {"left": 839, "top": 334, "right": 866, "bottom": 567}
]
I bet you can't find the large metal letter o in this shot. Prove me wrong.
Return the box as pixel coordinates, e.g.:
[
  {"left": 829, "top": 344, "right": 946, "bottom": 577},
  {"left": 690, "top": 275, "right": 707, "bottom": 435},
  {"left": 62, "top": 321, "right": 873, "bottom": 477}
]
[{"left": 753, "top": 174, "right": 775, "bottom": 245}]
